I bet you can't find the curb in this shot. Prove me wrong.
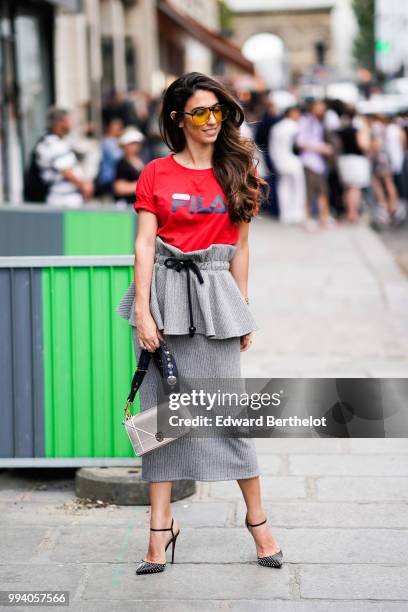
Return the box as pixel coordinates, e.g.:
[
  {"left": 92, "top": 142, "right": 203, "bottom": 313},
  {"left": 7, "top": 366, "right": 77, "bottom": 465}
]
[{"left": 75, "top": 466, "right": 196, "bottom": 505}]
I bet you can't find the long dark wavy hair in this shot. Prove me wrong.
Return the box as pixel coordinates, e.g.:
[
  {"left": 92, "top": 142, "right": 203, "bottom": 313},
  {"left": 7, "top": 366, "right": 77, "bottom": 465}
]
[{"left": 159, "top": 72, "right": 268, "bottom": 223}]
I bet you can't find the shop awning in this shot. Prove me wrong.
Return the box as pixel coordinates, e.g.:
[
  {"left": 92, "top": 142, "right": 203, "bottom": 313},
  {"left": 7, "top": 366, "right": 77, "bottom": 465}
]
[{"left": 157, "top": 0, "right": 255, "bottom": 74}]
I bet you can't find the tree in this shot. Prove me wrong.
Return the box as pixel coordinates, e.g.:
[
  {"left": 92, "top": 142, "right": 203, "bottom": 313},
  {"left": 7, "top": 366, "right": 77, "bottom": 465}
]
[
  {"left": 352, "top": 0, "right": 375, "bottom": 70},
  {"left": 219, "top": 0, "right": 234, "bottom": 37}
]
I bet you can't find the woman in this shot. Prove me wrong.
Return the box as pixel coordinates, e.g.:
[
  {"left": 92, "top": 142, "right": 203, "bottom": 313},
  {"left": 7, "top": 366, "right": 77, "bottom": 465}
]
[
  {"left": 116, "top": 72, "right": 283, "bottom": 575},
  {"left": 113, "top": 127, "right": 145, "bottom": 205},
  {"left": 370, "top": 115, "right": 399, "bottom": 225},
  {"left": 336, "top": 107, "right": 371, "bottom": 223},
  {"left": 269, "top": 105, "right": 306, "bottom": 224}
]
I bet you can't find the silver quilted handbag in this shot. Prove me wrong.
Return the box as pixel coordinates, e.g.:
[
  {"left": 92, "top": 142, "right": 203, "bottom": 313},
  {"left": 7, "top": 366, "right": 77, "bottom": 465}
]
[{"left": 122, "top": 339, "right": 192, "bottom": 455}]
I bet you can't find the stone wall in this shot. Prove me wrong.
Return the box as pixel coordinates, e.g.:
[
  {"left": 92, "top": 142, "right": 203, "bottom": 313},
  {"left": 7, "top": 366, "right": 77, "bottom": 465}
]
[{"left": 230, "top": 9, "right": 333, "bottom": 82}]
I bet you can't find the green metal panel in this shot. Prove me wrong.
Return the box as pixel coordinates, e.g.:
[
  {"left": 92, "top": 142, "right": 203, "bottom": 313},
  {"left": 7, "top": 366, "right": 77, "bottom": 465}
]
[
  {"left": 42, "top": 264, "right": 139, "bottom": 457},
  {"left": 64, "top": 211, "right": 135, "bottom": 255}
]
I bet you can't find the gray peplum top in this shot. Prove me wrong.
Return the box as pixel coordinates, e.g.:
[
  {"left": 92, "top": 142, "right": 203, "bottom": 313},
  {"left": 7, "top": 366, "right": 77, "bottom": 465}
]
[{"left": 115, "top": 235, "right": 259, "bottom": 340}]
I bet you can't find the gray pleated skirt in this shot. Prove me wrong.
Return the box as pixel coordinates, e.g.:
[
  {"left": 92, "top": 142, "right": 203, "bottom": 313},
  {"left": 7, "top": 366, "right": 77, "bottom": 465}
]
[{"left": 115, "top": 236, "right": 261, "bottom": 482}]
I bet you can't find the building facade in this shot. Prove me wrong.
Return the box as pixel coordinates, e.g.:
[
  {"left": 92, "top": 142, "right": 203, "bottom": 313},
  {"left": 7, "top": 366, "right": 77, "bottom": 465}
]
[
  {"left": 0, "top": 0, "right": 253, "bottom": 203},
  {"left": 0, "top": 0, "right": 57, "bottom": 202},
  {"left": 226, "top": 0, "right": 356, "bottom": 87}
]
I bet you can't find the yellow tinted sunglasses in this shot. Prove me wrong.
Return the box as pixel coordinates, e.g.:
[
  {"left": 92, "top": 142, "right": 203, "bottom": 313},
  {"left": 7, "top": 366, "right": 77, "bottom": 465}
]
[{"left": 181, "top": 104, "right": 229, "bottom": 126}]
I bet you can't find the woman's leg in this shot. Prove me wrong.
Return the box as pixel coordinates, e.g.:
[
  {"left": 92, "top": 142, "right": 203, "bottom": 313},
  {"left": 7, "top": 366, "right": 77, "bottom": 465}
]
[
  {"left": 294, "top": 164, "right": 307, "bottom": 223},
  {"left": 344, "top": 186, "right": 361, "bottom": 223},
  {"left": 141, "top": 481, "right": 180, "bottom": 564},
  {"left": 317, "top": 192, "right": 330, "bottom": 223},
  {"left": 383, "top": 172, "right": 398, "bottom": 214},
  {"left": 237, "top": 476, "right": 281, "bottom": 556},
  {"left": 372, "top": 175, "right": 387, "bottom": 208},
  {"left": 277, "top": 173, "right": 291, "bottom": 223}
]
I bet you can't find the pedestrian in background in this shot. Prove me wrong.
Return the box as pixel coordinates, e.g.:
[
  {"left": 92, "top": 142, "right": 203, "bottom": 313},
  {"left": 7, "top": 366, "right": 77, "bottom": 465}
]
[
  {"left": 36, "top": 107, "right": 94, "bottom": 207},
  {"left": 113, "top": 127, "right": 145, "bottom": 206},
  {"left": 296, "top": 99, "right": 337, "bottom": 230},
  {"left": 336, "top": 106, "right": 371, "bottom": 223},
  {"left": 370, "top": 115, "right": 400, "bottom": 226},
  {"left": 324, "top": 99, "right": 345, "bottom": 218},
  {"left": 269, "top": 105, "right": 306, "bottom": 224},
  {"left": 94, "top": 118, "right": 124, "bottom": 197},
  {"left": 384, "top": 115, "right": 407, "bottom": 200},
  {"left": 255, "top": 95, "right": 281, "bottom": 217}
]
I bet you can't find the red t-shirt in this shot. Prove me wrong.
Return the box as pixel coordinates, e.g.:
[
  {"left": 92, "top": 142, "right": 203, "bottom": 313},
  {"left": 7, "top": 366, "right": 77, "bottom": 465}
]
[{"left": 133, "top": 154, "right": 239, "bottom": 252}]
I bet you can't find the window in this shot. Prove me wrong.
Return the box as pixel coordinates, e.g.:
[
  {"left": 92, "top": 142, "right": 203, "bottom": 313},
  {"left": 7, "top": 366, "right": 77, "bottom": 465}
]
[{"left": 125, "top": 36, "right": 137, "bottom": 91}]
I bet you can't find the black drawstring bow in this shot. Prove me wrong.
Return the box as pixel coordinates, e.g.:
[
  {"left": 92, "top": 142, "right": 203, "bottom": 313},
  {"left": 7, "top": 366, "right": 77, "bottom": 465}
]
[{"left": 163, "top": 257, "right": 205, "bottom": 337}]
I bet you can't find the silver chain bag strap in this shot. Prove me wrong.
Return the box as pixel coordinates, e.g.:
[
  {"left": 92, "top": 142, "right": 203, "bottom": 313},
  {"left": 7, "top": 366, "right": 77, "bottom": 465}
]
[{"left": 122, "top": 339, "right": 192, "bottom": 455}]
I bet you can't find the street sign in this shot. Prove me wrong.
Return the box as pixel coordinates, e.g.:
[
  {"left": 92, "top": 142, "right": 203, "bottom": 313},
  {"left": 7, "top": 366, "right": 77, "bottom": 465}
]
[{"left": 375, "top": 40, "right": 392, "bottom": 54}]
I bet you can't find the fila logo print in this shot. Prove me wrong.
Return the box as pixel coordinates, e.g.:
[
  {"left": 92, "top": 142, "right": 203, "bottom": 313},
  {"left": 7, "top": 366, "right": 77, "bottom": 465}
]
[
  {"left": 172, "top": 193, "right": 190, "bottom": 200},
  {"left": 171, "top": 194, "right": 227, "bottom": 214}
]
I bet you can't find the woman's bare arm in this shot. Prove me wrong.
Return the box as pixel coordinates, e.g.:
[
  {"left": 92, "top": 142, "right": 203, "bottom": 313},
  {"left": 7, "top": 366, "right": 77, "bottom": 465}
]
[
  {"left": 230, "top": 221, "right": 253, "bottom": 352},
  {"left": 133, "top": 210, "right": 164, "bottom": 351},
  {"left": 356, "top": 124, "right": 371, "bottom": 153},
  {"left": 114, "top": 179, "right": 138, "bottom": 197},
  {"left": 230, "top": 220, "right": 250, "bottom": 298}
]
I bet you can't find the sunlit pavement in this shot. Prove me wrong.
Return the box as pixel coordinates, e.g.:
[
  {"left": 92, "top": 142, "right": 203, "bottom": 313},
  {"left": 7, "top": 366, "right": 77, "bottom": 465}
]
[
  {"left": 377, "top": 219, "right": 408, "bottom": 277},
  {"left": 0, "top": 216, "right": 407, "bottom": 610},
  {"left": 244, "top": 214, "right": 408, "bottom": 378}
]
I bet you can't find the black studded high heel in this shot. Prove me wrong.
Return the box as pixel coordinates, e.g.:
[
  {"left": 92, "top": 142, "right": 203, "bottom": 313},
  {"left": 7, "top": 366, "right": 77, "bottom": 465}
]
[
  {"left": 136, "top": 517, "right": 180, "bottom": 575},
  {"left": 245, "top": 514, "right": 283, "bottom": 568}
]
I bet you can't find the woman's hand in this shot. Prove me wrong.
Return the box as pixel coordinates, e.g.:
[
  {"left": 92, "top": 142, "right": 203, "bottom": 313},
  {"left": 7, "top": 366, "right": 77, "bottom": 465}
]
[
  {"left": 240, "top": 332, "right": 253, "bottom": 352},
  {"left": 135, "top": 311, "right": 165, "bottom": 352}
]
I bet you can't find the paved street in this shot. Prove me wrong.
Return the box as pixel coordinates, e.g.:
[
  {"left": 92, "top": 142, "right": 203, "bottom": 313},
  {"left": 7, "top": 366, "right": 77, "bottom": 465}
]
[
  {"left": 1, "top": 217, "right": 408, "bottom": 610},
  {"left": 378, "top": 222, "right": 408, "bottom": 279},
  {"left": 245, "top": 215, "right": 408, "bottom": 378}
]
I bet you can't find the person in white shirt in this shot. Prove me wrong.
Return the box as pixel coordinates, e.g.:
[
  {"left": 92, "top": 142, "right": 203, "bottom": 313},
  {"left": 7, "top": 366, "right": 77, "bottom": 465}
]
[
  {"left": 385, "top": 116, "right": 406, "bottom": 195},
  {"left": 36, "top": 107, "right": 94, "bottom": 207},
  {"left": 269, "top": 106, "right": 306, "bottom": 224}
]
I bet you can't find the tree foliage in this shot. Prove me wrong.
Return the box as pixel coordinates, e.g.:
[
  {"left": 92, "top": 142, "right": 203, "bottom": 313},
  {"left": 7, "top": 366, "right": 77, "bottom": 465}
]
[
  {"left": 219, "top": 0, "right": 234, "bottom": 36},
  {"left": 352, "top": 0, "right": 375, "bottom": 70}
]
